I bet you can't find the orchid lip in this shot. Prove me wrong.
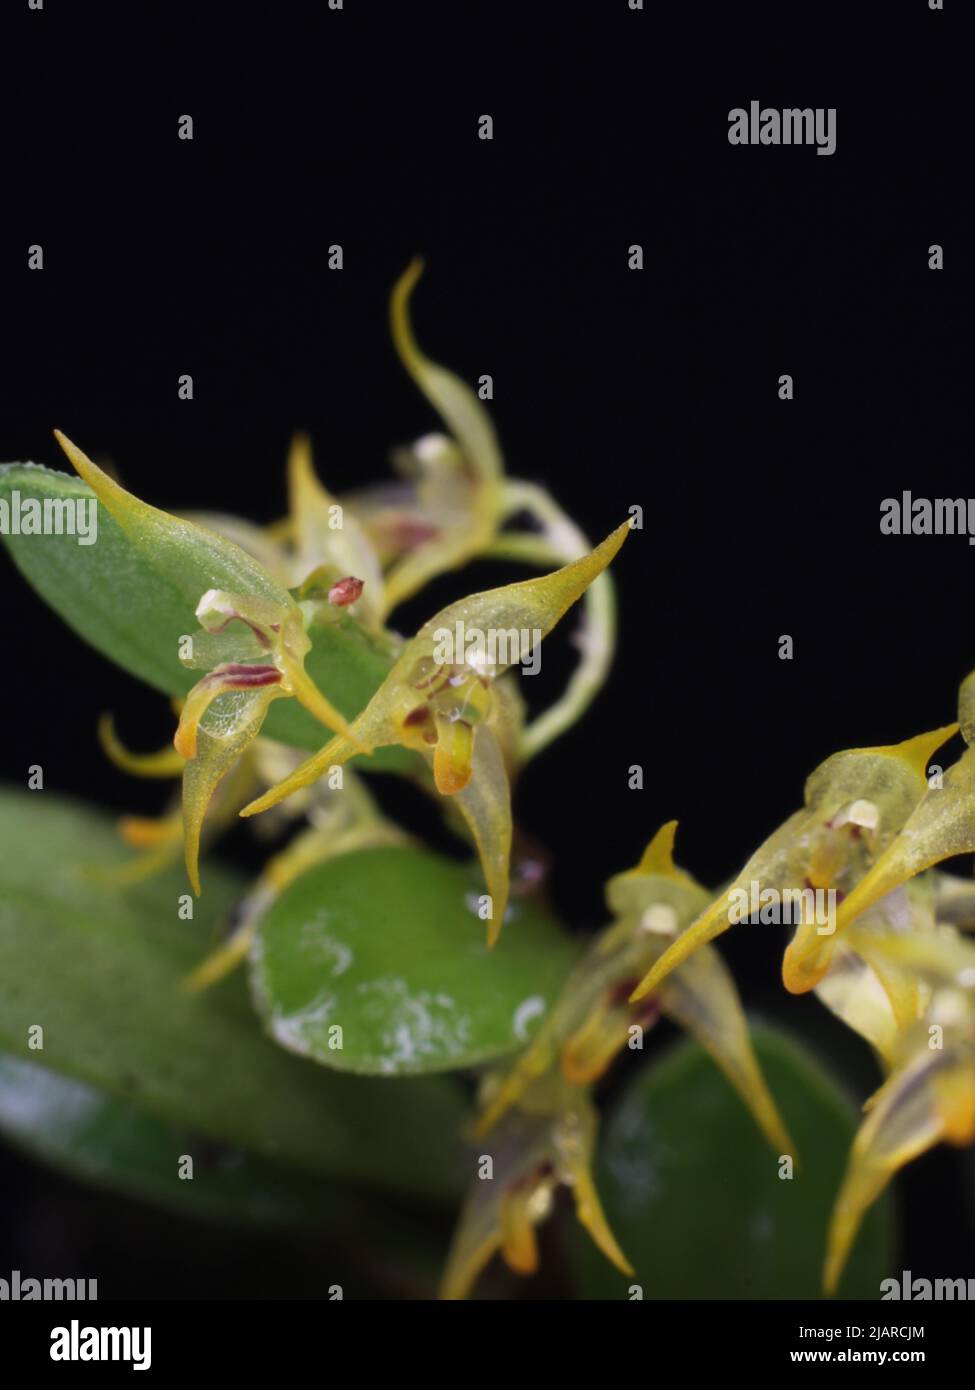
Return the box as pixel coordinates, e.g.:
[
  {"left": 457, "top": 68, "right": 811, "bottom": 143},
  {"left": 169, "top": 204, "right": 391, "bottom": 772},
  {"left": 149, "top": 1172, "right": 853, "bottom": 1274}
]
[{"left": 209, "top": 663, "right": 282, "bottom": 689}]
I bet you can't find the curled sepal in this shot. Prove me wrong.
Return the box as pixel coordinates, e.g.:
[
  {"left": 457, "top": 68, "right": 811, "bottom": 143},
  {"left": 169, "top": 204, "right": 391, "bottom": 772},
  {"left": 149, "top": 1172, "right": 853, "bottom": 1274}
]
[
  {"left": 88, "top": 716, "right": 260, "bottom": 889},
  {"left": 81, "top": 809, "right": 185, "bottom": 888},
  {"left": 440, "top": 1075, "right": 630, "bottom": 1300},
  {"left": 381, "top": 260, "right": 505, "bottom": 614},
  {"left": 631, "top": 724, "right": 957, "bottom": 1004},
  {"left": 98, "top": 715, "right": 185, "bottom": 778}
]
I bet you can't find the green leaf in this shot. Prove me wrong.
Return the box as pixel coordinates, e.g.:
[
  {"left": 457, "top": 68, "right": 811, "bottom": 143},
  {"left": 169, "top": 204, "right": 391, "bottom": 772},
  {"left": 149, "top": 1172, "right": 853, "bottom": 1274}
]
[
  {"left": 571, "top": 1025, "right": 895, "bottom": 1299},
  {"left": 0, "top": 1052, "right": 363, "bottom": 1229},
  {"left": 251, "top": 845, "right": 577, "bottom": 1075},
  {"left": 0, "top": 463, "right": 407, "bottom": 764},
  {"left": 0, "top": 788, "right": 466, "bottom": 1201}
]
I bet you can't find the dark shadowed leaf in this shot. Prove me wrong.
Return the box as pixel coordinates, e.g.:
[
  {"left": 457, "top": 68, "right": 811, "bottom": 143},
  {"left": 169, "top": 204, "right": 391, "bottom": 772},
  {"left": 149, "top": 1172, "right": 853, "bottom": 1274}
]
[
  {"left": 0, "top": 788, "right": 466, "bottom": 1201},
  {"left": 570, "top": 1025, "right": 895, "bottom": 1299}
]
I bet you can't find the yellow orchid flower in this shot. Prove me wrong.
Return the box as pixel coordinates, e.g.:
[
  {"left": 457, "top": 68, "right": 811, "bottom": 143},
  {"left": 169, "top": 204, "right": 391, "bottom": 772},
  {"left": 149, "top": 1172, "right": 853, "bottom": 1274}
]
[
  {"left": 54, "top": 431, "right": 364, "bottom": 893},
  {"left": 241, "top": 519, "right": 631, "bottom": 942},
  {"left": 188, "top": 265, "right": 620, "bottom": 761},
  {"left": 476, "top": 822, "right": 794, "bottom": 1155},
  {"left": 823, "top": 674, "right": 975, "bottom": 963},
  {"left": 440, "top": 1071, "right": 631, "bottom": 1300},
  {"left": 823, "top": 927, "right": 975, "bottom": 1294},
  {"left": 630, "top": 724, "right": 957, "bottom": 1005}
]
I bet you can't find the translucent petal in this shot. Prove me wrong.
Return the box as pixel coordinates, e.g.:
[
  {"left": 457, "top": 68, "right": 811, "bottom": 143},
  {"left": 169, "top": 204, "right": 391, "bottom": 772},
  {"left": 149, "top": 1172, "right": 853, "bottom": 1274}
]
[
  {"left": 813, "top": 945, "right": 899, "bottom": 1065},
  {"left": 658, "top": 945, "right": 795, "bottom": 1155},
  {"left": 182, "top": 686, "right": 279, "bottom": 893},
  {"left": 439, "top": 1182, "right": 505, "bottom": 1300},
  {"left": 823, "top": 1050, "right": 948, "bottom": 1294},
  {"left": 449, "top": 725, "right": 513, "bottom": 947},
  {"left": 287, "top": 434, "right": 385, "bottom": 626}
]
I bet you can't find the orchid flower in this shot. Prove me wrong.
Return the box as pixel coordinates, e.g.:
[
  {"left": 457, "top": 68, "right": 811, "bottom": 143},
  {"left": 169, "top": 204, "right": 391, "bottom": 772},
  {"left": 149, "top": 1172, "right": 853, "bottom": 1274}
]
[
  {"left": 440, "top": 1071, "right": 631, "bottom": 1300},
  {"left": 823, "top": 926, "right": 975, "bottom": 1294},
  {"left": 476, "top": 821, "right": 794, "bottom": 1152},
  {"left": 54, "top": 431, "right": 364, "bottom": 893},
  {"left": 630, "top": 724, "right": 957, "bottom": 1005},
  {"left": 444, "top": 823, "right": 793, "bottom": 1298},
  {"left": 821, "top": 672, "right": 975, "bottom": 964},
  {"left": 241, "top": 520, "right": 630, "bottom": 942},
  {"left": 188, "top": 263, "right": 622, "bottom": 760}
]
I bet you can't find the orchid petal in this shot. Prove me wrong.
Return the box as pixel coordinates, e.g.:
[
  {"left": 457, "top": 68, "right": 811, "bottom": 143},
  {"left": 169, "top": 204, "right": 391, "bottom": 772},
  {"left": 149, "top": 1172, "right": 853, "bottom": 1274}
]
[
  {"left": 823, "top": 1050, "right": 949, "bottom": 1294},
  {"left": 448, "top": 726, "right": 512, "bottom": 946},
  {"left": 658, "top": 945, "right": 795, "bottom": 1155},
  {"left": 287, "top": 434, "right": 385, "bottom": 626},
  {"left": 182, "top": 686, "right": 280, "bottom": 894}
]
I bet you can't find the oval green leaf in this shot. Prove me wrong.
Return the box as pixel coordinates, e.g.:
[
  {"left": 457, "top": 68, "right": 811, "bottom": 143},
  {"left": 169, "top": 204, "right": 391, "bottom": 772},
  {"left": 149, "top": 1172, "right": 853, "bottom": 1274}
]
[
  {"left": 571, "top": 1025, "right": 895, "bottom": 1299},
  {"left": 251, "top": 844, "right": 578, "bottom": 1075},
  {"left": 0, "top": 1052, "right": 369, "bottom": 1230},
  {"left": 0, "top": 788, "right": 466, "bottom": 1201}
]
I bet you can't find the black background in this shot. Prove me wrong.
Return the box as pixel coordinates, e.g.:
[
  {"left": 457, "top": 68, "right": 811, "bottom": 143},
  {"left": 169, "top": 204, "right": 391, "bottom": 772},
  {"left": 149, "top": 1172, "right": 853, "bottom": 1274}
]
[{"left": 1, "top": 0, "right": 973, "bottom": 1299}]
